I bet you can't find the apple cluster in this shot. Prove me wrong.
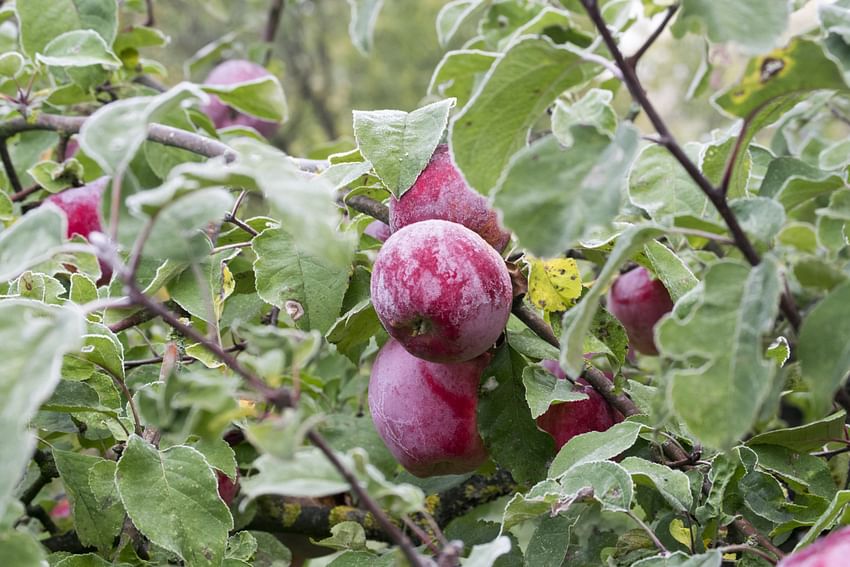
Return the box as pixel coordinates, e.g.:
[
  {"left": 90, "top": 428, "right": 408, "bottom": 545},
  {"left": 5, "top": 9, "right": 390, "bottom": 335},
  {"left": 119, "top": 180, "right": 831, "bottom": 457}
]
[{"left": 367, "top": 146, "right": 641, "bottom": 477}]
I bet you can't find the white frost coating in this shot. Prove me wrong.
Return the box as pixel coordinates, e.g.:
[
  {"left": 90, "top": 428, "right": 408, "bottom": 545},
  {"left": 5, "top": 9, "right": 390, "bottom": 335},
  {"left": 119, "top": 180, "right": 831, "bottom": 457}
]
[{"left": 371, "top": 219, "right": 511, "bottom": 360}]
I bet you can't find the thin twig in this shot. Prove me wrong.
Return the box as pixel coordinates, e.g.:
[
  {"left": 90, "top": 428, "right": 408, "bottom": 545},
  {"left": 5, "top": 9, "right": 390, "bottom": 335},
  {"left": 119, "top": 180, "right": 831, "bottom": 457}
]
[
  {"left": 124, "top": 343, "right": 244, "bottom": 369},
  {"left": 0, "top": 138, "right": 22, "bottom": 194},
  {"left": 124, "top": 282, "right": 291, "bottom": 408},
  {"left": 109, "top": 372, "right": 143, "bottom": 436},
  {"left": 126, "top": 217, "right": 156, "bottom": 282},
  {"left": 108, "top": 308, "right": 158, "bottom": 333},
  {"left": 20, "top": 450, "right": 58, "bottom": 506},
  {"left": 263, "top": 0, "right": 286, "bottom": 66},
  {"left": 716, "top": 543, "right": 779, "bottom": 565},
  {"left": 224, "top": 214, "right": 259, "bottom": 237},
  {"left": 144, "top": 0, "right": 155, "bottom": 26},
  {"left": 345, "top": 194, "right": 389, "bottom": 225},
  {"left": 626, "top": 4, "right": 680, "bottom": 68},
  {"left": 626, "top": 509, "right": 667, "bottom": 553},
  {"left": 10, "top": 184, "right": 40, "bottom": 202},
  {"left": 402, "top": 515, "right": 441, "bottom": 555},
  {"left": 306, "top": 430, "right": 427, "bottom": 567},
  {"left": 211, "top": 241, "right": 252, "bottom": 254}
]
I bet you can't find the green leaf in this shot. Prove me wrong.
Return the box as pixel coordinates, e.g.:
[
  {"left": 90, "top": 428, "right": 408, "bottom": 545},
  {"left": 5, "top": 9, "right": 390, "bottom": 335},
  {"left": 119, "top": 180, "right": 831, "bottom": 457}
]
[
  {"left": 240, "top": 449, "right": 348, "bottom": 499},
  {"left": 477, "top": 346, "right": 554, "bottom": 484},
  {"left": 313, "top": 521, "right": 368, "bottom": 551},
  {"left": 436, "top": 0, "right": 485, "bottom": 46},
  {"left": 116, "top": 436, "right": 232, "bottom": 566},
  {"left": 0, "top": 52, "right": 24, "bottom": 78},
  {"left": 549, "top": 420, "right": 645, "bottom": 478},
  {"left": 54, "top": 553, "right": 113, "bottom": 567},
  {"left": 715, "top": 39, "right": 847, "bottom": 119},
  {"left": 201, "top": 75, "right": 287, "bottom": 123},
  {"left": 450, "top": 36, "right": 596, "bottom": 195},
  {"left": 494, "top": 125, "right": 639, "bottom": 257},
  {"left": 79, "top": 83, "right": 205, "bottom": 174},
  {"left": 249, "top": 530, "right": 293, "bottom": 567},
  {"left": 37, "top": 29, "right": 120, "bottom": 68},
  {"left": 620, "top": 457, "right": 693, "bottom": 512},
  {"left": 190, "top": 437, "right": 237, "bottom": 480},
  {"left": 559, "top": 461, "right": 633, "bottom": 513},
  {"left": 739, "top": 469, "right": 792, "bottom": 523},
  {"left": 747, "top": 411, "right": 847, "bottom": 452},
  {"left": 658, "top": 259, "right": 782, "bottom": 449},
  {"left": 524, "top": 512, "right": 580, "bottom": 567},
  {"left": 15, "top": 0, "right": 117, "bottom": 57},
  {"left": 347, "top": 0, "right": 384, "bottom": 55},
  {"left": 632, "top": 550, "right": 722, "bottom": 567},
  {"left": 502, "top": 479, "right": 561, "bottom": 530},
  {"left": 226, "top": 532, "right": 257, "bottom": 562},
  {"left": 522, "top": 365, "right": 587, "bottom": 419},
  {"left": 0, "top": 300, "right": 84, "bottom": 518},
  {"left": 799, "top": 281, "right": 850, "bottom": 415},
  {"left": 671, "top": 0, "right": 789, "bottom": 54},
  {"left": 729, "top": 197, "right": 786, "bottom": 245},
  {"left": 560, "top": 225, "right": 662, "bottom": 377},
  {"left": 140, "top": 188, "right": 235, "bottom": 262},
  {"left": 428, "top": 50, "right": 498, "bottom": 109},
  {"left": 629, "top": 144, "right": 711, "bottom": 222},
  {"left": 642, "top": 240, "right": 698, "bottom": 303},
  {"left": 551, "top": 88, "right": 617, "bottom": 146},
  {"left": 352, "top": 98, "right": 454, "bottom": 197},
  {"left": 760, "top": 157, "right": 846, "bottom": 217},
  {"left": 0, "top": 207, "right": 68, "bottom": 282},
  {"left": 0, "top": 531, "right": 47, "bottom": 567},
  {"left": 326, "top": 299, "right": 384, "bottom": 363},
  {"left": 253, "top": 227, "right": 350, "bottom": 334},
  {"left": 794, "top": 490, "right": 850, "bottom": 549},
  {"left": 53, "top": 450, "right": 123, "bottom": 550},
  {"left": 465, "top": 536, "right": 512, "bottom": 567},
  {"left": 76, "top": 330, "right": 125, "bottom": 381},
  {"left": 751, "top": 444, "right": 837, "bottom": 501}
]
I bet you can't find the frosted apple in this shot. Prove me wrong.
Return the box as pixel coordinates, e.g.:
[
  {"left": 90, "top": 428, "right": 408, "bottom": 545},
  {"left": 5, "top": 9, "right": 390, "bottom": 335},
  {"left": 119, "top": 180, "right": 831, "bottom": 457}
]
[
  {"left": 46, "top": 177, "right": 112, "bottom": 284},
  {"left": 606, "top": 267, "right": 673, "bottom": 355},
  {"left": 535, "top": 360, "right": 622, "bottom": 449},
  {"left": 389, "top": 145, "right": 511, "bottom": 252},
  {"left": 369, "top": 338, "right": 488, "bottom": 477},
  {"left": 202, "top": 60, "right": 280, "bottom": 138},
  {"left": 371, "top": 219, "right": 512, "bottom": 363},
  {"left": 778, "top": 526, "right": 850, "bottom": 566}
]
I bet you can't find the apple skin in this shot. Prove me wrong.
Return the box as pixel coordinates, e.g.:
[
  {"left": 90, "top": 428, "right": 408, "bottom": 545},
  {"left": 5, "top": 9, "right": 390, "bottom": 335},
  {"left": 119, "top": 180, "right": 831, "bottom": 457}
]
[
  {"left": 369, "top": 338, "right": 489, "bottom": 477},
  {"left": 45, "top": 177, "right": 112, "bottom": 284},
  {"left": 777, "top": 526, "right": 850, "bottom": 566},
  {"left": 364, "top": 220, "right": 391, "bottom": 242},
  {"left": 371, "top": 219, "right": 512, "bottom": 363},
  {"left": 202, "top": 60, "right": 279, "bottom": 138},
  {"left": 216, "top": 470, "right": 240, "bottom": 506},
  {"left": 389, "top": 145, "right": 511, "bottom": 252},
  {"left": 535, "top": 360, "right": 622, "bottom": 450},
  {"left": 606, "top": 267, "right": 674, "bottom": 356}
]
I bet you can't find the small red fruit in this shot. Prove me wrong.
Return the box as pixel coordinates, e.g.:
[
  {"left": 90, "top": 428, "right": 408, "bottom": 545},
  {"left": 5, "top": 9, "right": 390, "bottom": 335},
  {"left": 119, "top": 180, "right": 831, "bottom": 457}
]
[
  {"left": 778, "top": 526, "right": 850, "bottom": 566},
  {"left": 535, "top": 360, "right": 622, "bottom": 450},
  {"left": 202, "top": 60, "right": 280, "bottom": 138},
  {"left": 606, "top": 267, "right": 673, "bottom": 356},
  {"left": 216, "top": 470, "right": 240, "bottom": 506},
  {"left": 389, "top": 145, "right": 511, "bottom": 252},
  {"left": 371, "top": 219, "right": 512, "bottom": 363},
  {"left": 369, "top": 338, "right": 489, "bottom": 477},
  {"left": 45, "top": 177, "right": 112, "bottom": 284}
]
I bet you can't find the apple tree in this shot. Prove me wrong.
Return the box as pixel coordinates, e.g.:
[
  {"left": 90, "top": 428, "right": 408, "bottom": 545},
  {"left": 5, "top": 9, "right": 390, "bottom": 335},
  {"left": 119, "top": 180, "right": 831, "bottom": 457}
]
[{"left": 2, "top": 0, "right": 850, "bottom": 565}]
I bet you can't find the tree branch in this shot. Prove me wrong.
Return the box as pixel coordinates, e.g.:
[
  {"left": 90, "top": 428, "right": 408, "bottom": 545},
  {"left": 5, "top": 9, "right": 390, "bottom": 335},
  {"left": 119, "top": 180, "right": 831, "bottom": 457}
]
[
  {"left": 626, "top": 4, "right": 679, "bottom": 69},
  {"left": 0, "top": 138, "right": 22, "bottom": 194},
  {"left": 144, "top": 0, "right": 155, "bottom": 26},
  {"left": 263, "top": 0, "right": 286, "bottom": 65},
  {"left": 20, "top": 450, "right": 58, "bottom": 506},
  {"left": 345, "top": 194, "right": 389, "bottom": 225},
  {"left": 578, "top": 0, "right": 802, "bottom": 334}
]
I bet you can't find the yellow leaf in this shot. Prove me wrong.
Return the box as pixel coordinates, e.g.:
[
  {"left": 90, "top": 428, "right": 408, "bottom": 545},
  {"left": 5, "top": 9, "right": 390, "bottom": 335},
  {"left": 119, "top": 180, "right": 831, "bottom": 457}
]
[
  {"left": 214, "top": 262, "right": 235, "bottom": 320},
  {"left": 668, "top": 519, "right": 693, "bottom": 551},
  {"left": 527, "top": 257, "right": 582, "bottom": 312}
]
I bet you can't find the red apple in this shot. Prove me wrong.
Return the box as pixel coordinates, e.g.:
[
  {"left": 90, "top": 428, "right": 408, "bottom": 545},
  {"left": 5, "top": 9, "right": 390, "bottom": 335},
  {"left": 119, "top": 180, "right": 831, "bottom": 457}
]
[
  {"left": 389, "top": 145, "right": 511, "bottom": 252},
  {"left": 371, "top": 219, "right": 512, "bottom": 363},
  {"left": 45, "top": 177, "right": 112, "bottom": 284},
  {"left": 606, "top": 267, "right": 673, "bottom": 356},
  {"left": 369, "top": 338, "right": 488, "bottom": 477},
  {"left": 364, "top": 220, "right": 391, "bottom": 242},
  {"left": 202, "top": 60, "right": 280, "bottom": 138},
  {"left": 778, "top": 526, "right": 850, "bottom": 566},
  {"left": 216, "top": 470, "right": 240, "bottom": 506},
  {"left": 535, "top": 360, "right": 622, "bottom": 450},
  {"left": 50, "top": 497, "right": 71, "bottom": 520}
]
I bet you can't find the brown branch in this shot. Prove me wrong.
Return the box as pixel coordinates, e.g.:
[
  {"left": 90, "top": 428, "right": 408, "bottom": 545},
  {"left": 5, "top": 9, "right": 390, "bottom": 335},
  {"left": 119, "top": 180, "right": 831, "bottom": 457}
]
[
  {"left": 579, "top": 0, "right": 802, "bottom": 334},
  {"left": 263, "top": 0, "right": 286, "bottom": 65},
  {"left": 306, "top": 430, "right": 427, "bottom": 567},
  {"left": 107, "top": 308, "right": 158, "bottom": 333},
  {"left": 0, "top": 138, "right": 22, "bottom": 194},
  {"left": 10, "top": 183, "right": 40, "bottom": 202},
  {"left": 345, "top": 194, "right": 389, "bottom": 225},
  {"left": 625, "top": 4, "right": 679, "bottom": 69},
  {"left": 144, "top": 0, "right": 155, "bottom": 26},
  {"left": 20, "top": 450, "right": 58, "bottom": 506},
  {"left": 716, "top": 544, "right": 778, "bottom": 565}
]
